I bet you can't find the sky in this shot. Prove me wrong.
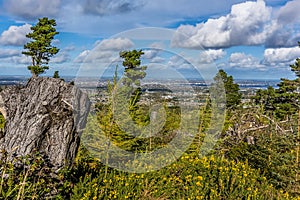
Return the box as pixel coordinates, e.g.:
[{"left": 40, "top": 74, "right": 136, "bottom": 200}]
[{"left": 0, "top": 0, "right": 300, "bottom": 80}]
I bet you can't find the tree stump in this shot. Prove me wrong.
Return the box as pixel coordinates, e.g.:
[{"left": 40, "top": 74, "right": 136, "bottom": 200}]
[{"left": 0, "top": 77, "right": 90, "bottom": 169}]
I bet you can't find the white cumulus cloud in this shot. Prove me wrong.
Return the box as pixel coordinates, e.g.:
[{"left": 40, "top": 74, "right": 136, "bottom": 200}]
[
  {"left": 51, "top": 52, "right": 70, "bottom": 64},
  {"left": 74, "top": 37, "right": 134, "bottom": 64},
  {"left": 199, "top": 49, "right": 226, "bottom": 64},
  {"left": 7, "top": 55, "right": 31, "bottom": 65},
  {"left": 264, "top": 46, "right": 300, "bottom": 65},
  {"left": 141, "top": 42, "right": 166, "bottom": 63},
  {"left": 0, "top": 24, "right": 31, "bottom": 46},
  {"left": 96, "top": 38, "right": 134, "bottom": 51},
  {"left": 172, "top": 0, "right": 271, "bottom": 49},
  {"left": 229, "top": 52, "right": 261, "bottom": 69},
  {"left": 167, "top": 55, "right": 193, "bottom": 69}
]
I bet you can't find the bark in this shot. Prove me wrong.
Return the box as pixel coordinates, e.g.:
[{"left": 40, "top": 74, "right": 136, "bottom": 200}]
[{"left": 0, "top": 77, "right": 90, "bottom": 169}]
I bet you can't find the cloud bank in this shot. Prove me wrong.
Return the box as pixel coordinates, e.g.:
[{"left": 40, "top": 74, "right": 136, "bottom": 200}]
[
  {"left": 3, "top": 0, "right": 61, "bottom": 19},
  {"left": 172, "top": 0, "right": 300, "bottom": 49},
  {"left": 83, "top": 0, "right": 145, "bottom": 16}
]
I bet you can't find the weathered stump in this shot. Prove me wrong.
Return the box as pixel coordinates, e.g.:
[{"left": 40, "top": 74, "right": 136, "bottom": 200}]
[{"left": 0, "top": 77, "right": 90, "bottom": 169}]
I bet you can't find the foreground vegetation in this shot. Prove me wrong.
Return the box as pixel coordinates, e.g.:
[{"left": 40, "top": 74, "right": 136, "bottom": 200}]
[
  {"left": 1, "top": 42, "right": 300, "bottom": 199},
  {"left": 0, "top": 136, "right": 298, "bottom": 199}
]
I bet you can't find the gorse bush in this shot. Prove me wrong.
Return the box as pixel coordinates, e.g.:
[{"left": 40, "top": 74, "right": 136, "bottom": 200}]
[
  {"left": 0, "top": 113, "right": 4, "bottom": 130},
  {"left": 70, "top": 152, "right": 289, "bottom": 200},
  {"left": 1, "top": 146, "right": 296, "bottom": 199}
]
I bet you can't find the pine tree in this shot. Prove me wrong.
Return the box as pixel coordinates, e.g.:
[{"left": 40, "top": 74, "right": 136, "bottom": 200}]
[
  {"left": 213, "top": 69, "right": 241, "bottom": 109},
  {"left": 291, "top": 42, "right": 300, "bottom": 78},
  {"left": 119, "top": 49, "right": 147, "bottom": 87},
  {"left": 119, "top": 49, "right": 147, "bottom": 110},
  {"left": 253, "top": 42, "right": 300, "bottom": 119},
  {"left": 53, "top": 71, "right": 60, "bottom": 78},
  {"left": 22, "top": 17, "right": 59, "bottom": 77}
]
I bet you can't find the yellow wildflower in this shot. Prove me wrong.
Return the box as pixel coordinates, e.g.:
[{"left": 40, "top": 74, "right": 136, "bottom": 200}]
[{"left": 197, "top": 176, "right": 203, "bottom": 181}]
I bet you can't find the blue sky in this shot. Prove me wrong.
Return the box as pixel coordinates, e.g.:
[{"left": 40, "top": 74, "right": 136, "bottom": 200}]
[{"left": 0, "top": 0, "right": 299, "bottom": 80}]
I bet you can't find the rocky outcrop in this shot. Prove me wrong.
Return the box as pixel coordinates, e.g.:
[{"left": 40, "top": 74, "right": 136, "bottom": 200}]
[{"left": 0, "top": 77, "right": 90, "bottom": 169}]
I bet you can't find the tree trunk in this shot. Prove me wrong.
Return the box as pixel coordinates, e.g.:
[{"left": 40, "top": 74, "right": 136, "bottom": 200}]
[{"left": 0, "top": 77, "right": 90, "bottom": 169}]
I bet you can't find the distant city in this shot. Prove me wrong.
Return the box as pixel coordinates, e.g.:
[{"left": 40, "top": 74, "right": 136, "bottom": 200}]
[
  {"left": 0, "top": 75, "right": 280, "bottom": 107},
  {"left": 0, "top": 75, "right": 280, "bottom": 89}
]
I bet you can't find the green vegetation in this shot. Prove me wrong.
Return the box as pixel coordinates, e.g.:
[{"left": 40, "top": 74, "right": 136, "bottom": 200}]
[
  {"left": 213, "top": 69, "right": 241, "bottom": 110},
  {"left": 0, "top": 113, "right": 4, "bottom": 130},
  {"left": 70, "top": 151, "right": 289, "bottom": 200},
  {"left": 0, "top": 146, "right": 293, "bottom": 199},
  {"left": 0, "top": 152, "right": 71, "bottom": 199},
  {"left": 53, "top": 71, "right": 60, "bottom": 79},
  {"left": 1, "top": 45, "right": 300, "bottom": 199},
  {"left": 253, "top": 42, "right": 300, "bottom": 119},
  {"left": 218, "top": 107, "right": 299, "bottom": 196},
  {"left": 22, "top": 17, "right": 59, "bottom": 77},
  {"left": 219, "top": 42, "right": 300, "bottom": 197}
]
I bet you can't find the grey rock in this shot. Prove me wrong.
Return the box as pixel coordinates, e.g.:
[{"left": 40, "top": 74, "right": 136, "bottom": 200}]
[{"left": 0, "top": 77, "right": 90, "bottom": 169}]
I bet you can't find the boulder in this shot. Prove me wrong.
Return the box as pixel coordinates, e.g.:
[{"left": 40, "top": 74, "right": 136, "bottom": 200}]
[{"left": 0, "top": 77, "right": 90, "bottom": 169}]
